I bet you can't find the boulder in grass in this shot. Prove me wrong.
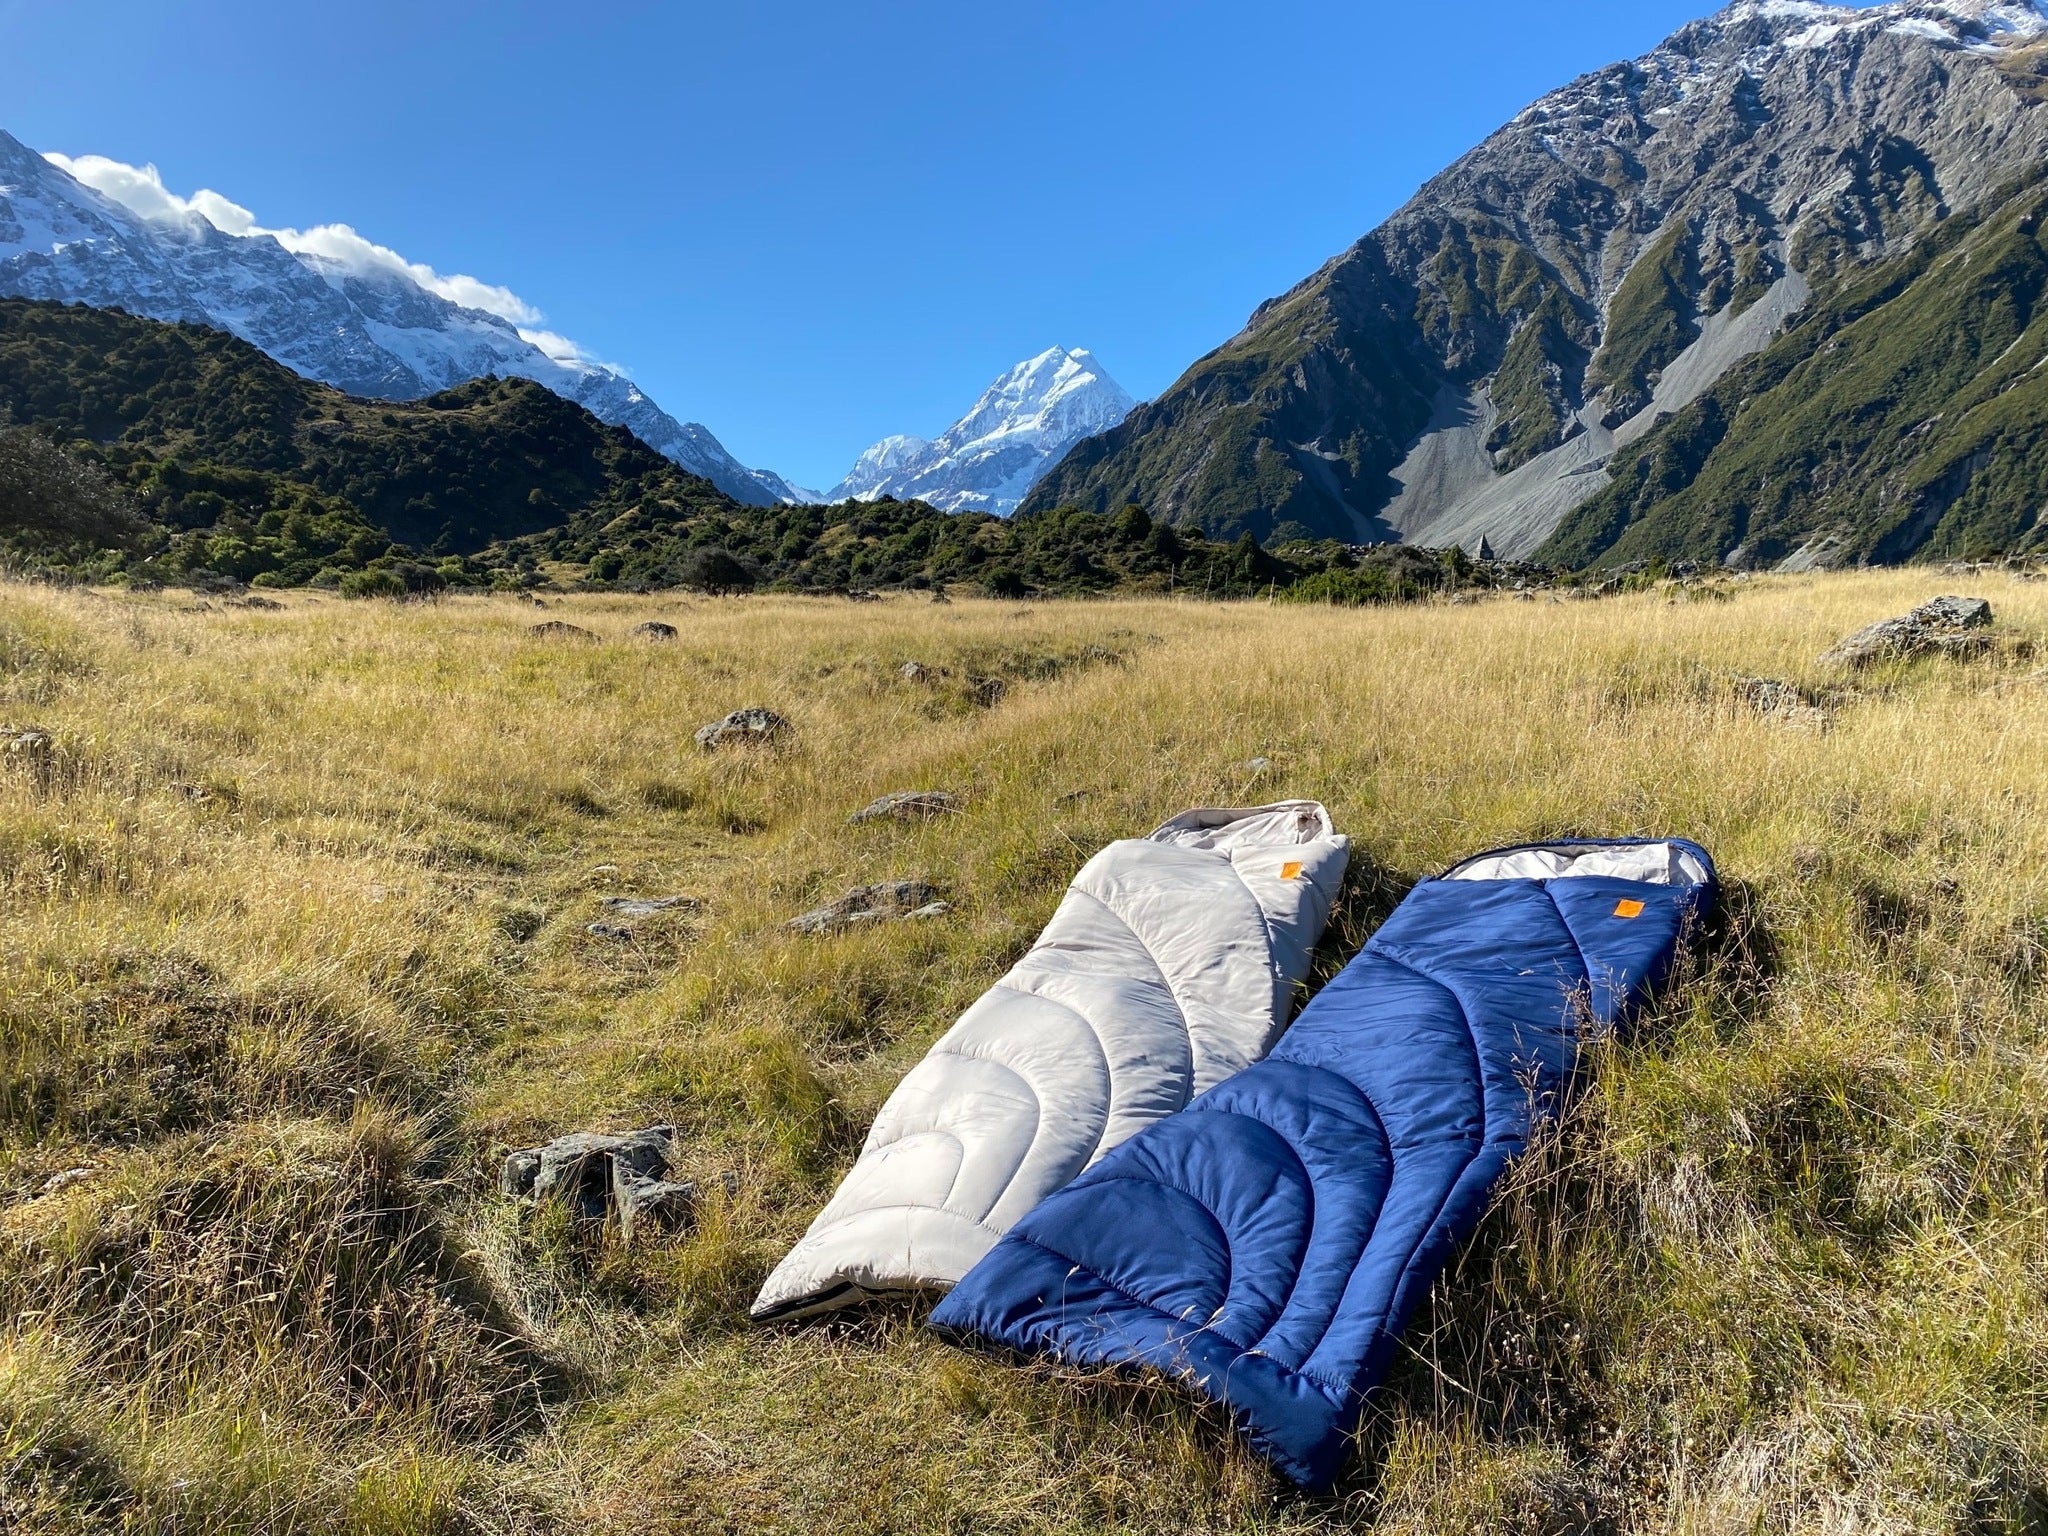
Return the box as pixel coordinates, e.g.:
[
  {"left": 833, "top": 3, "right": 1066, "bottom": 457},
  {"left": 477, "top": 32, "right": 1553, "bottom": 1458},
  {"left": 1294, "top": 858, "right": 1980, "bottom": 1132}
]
[
  {"left": 502, "top": 1125, "right": 679, "bottom": 1227},
  {"left": 694, "top": 707, "right": 791, "bottom": 750},
  {"left": 633, "top": 621, "right": 679, "bottom": 642},
  {"left": 614, "top": 1169, "right": 700, "bottom": 1245},
  {"left": 531, "top": 620, "right": 597, "bottom": 642},
  {"left": 1822, "top": 596, "right": 1993, "bottom": 668},
  {"left": 788, "top": 880, "right": 947, "bottom": 935},
  {"left": 1732, "top": 676, "right": 1834, "bottom": 731},
  {"left": 850, "top": 791, "right": 961, "bottom": 826}
]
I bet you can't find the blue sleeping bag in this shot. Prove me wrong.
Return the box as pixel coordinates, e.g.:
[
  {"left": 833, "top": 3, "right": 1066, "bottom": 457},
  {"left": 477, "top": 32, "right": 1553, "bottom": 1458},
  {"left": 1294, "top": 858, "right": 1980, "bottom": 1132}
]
[{"left": 929, "top": 837, "right": 1715, "bottom": 1491}]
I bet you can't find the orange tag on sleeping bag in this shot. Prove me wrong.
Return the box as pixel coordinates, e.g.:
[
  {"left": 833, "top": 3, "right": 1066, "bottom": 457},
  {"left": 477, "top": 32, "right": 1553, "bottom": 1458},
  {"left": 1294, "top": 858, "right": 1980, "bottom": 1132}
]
[
  {"left": 1614, "top": 899, "right": 1645, "bottom": 919},
  {"left": 1281, "top": 862, "right": 1304, "bottom": 880}
]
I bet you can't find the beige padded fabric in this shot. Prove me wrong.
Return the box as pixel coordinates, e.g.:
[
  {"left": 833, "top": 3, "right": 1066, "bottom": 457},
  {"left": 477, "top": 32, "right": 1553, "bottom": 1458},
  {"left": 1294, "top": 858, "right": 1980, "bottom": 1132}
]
[{"left": 751, "top": 802, "right": 1350, "bottom": 1321}]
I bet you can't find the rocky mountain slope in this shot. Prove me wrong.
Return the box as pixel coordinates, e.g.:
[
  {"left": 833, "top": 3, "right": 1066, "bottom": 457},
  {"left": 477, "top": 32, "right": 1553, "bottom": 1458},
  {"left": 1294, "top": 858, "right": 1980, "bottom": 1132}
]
[
  {"left": 0, "top": 131, "right": 810, "bottom": 506},
  {"left": 830, "top": 348, "right": 1134, "bottom": 515},
  {"left": 1023, "top": 0, "right": 2048, "bottom": 564}
]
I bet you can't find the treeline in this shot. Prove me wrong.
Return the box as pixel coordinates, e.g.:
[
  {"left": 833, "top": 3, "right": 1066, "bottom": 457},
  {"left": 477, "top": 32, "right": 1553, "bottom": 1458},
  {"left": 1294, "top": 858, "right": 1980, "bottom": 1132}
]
[{"left": 0, "top": 299, "right": 1529, "bottom": 603}]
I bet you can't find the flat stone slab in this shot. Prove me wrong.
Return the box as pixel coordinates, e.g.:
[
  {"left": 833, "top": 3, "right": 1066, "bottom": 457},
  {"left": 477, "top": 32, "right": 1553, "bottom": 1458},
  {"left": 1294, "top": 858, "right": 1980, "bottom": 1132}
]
[
  {"left": 600, "top": 895, "right": 701, "bottom": 919},
  {"left": 850, "top": 791, "right": 961, "bottom": 825},
  {"left": 788, "top": 880, "right": 948, "bottom": 934},
  {"left": 695, "top": 707, "right": 791, "bottom": 749}
]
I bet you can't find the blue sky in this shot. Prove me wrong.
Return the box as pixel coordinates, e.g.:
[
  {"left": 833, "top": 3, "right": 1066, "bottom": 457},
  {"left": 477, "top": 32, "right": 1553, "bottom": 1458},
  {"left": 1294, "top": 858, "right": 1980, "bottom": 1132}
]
[{"left": 4, "top": 0, "right": 1730, "bottom": 490}]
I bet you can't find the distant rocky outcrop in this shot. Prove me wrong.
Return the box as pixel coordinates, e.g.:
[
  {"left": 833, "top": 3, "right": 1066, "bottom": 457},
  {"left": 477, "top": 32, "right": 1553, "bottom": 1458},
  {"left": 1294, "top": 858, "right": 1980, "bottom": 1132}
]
[{"left": 1822, "top": 596, "right": 1996, "bottom": 667}]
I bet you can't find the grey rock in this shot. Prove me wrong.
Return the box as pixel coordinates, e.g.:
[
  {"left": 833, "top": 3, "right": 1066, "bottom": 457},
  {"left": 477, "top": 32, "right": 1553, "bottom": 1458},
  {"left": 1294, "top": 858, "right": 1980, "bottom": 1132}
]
[
  {"left": 850, "top": 791, "right": 961, "bottom": 825},
  {"left": 1242, "top": 757, "right": 1275, "bottom": 774},
  {"left": 695, "top": 706, "right": 791, "bottom": 749},
  {"left": 898, "top": 661, "right": 937, "bottom": 683},
  {"left": 37, "top": 1166, "right": 95, "bottom": 1199},
  {"left": 1, "top": 728, "right": 53, "bottom": 787},
  {"left": 586, "top": 894, "right": 698, "bottom": 942},
  {"left": 614, "top": 1174, "right": 698, "bottom": 1245},
  {"left": 1822, "top": 596, "right": 1995, "bottom": 668},
  {"left": 601, "top": 894, "right": 700, "bottom": 919},
  {"left": 506, "top": 1126, "right": 679, "bottom": 1225},
  {"left": 531, "top": 620, "right": 597, "bottom": 642},
  {"left": 1733, "top": 676, "right": 1833, "bottom": 731},
  {"left": 500, "top": 1149, "right": 542, "bottom": 1199},
  {"left": 788, "top": 880, "right": 944, "bottom": 935},
  {"left": 633, "top": 621, "right": 679, "bottom": 642},
  {"left": 968, "top": 677, "right": 1008, "bottom": 708}
]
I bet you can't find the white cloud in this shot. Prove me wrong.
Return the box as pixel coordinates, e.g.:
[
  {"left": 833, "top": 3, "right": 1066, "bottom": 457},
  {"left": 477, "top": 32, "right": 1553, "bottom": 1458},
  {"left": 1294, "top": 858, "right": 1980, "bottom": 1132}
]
[
  {"left": 44, "top": 149, "right": 546, "bottom": 328},
  {"left": 517, "top": 327, "right": 602, "bottom": 367}
]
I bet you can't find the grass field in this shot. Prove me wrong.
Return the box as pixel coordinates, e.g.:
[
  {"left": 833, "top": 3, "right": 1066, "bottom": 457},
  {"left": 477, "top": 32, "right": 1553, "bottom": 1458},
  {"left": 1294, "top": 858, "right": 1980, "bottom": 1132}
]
[{"left": 2, "top": 570, "right": 2046, "bottom": 1534}]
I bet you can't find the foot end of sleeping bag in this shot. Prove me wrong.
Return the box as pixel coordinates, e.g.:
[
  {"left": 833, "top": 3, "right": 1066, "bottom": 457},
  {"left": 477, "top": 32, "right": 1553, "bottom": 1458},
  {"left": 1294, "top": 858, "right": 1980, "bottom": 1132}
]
[{"left": 932, "top": 836, "right": 1715, "bottom": 1489}]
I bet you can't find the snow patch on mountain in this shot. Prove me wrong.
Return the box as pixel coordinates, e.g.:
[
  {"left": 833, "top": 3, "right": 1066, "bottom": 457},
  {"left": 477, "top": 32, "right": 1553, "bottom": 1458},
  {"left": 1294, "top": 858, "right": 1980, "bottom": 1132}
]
[
  {"left": 1730, "top": 0, "right": 2048, "bottom": 50},
  {"left": 0, "top": 134, "right": 810, "bottom": 506},
  {"left": 829, "top": 348, "right": 1134, "bottom": 516}
]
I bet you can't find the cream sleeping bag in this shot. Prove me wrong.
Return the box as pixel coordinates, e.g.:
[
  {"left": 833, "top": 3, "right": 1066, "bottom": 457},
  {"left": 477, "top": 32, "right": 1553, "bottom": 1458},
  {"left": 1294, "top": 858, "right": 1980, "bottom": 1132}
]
[{"left": 751, "top": 801, "right": 1350, "bottom": 1321}]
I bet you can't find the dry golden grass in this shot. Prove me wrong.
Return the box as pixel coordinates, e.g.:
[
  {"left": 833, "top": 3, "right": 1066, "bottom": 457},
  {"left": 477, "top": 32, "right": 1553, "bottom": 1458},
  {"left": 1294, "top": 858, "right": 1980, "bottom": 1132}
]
[{"left": 2, "top": 571, "right": 2047, "bottom": 1534}]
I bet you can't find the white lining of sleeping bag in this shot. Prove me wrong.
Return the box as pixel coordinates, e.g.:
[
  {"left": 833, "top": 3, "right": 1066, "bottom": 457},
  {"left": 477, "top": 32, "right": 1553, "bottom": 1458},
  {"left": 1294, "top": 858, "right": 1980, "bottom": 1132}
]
[
  {"left": 1444, "top": 841, "right": 1711, "bottom": 887},
  {"left": 750, "top": 800, "right": 1348, "bottom": 1322}
]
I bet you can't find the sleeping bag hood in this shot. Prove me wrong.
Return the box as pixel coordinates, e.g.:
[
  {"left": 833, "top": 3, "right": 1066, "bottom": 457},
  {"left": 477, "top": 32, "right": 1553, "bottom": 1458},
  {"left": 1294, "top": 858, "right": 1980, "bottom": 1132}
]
[
  {"left": 751, "top": 801, "right": 1350, "bottom": 1322},
  {"left": 930, "top": 836, "right": 1716, "bottom": 1490}
]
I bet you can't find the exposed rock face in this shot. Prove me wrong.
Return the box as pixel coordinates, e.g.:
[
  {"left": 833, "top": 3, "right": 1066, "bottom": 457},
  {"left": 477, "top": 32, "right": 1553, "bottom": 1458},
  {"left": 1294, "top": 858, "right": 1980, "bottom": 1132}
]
[
  {"left": 694, "top": 707, "right": 791, "bottom": 749},
  {"left": 530, "top": 621, "right": 596, "bottom": 642},
  {"left": 632, "top": 621, "right": 679, "bottom": 642},
  {"left": 1023, "top": 2, "right": 2048, "bottom": 557},
  {"left": 787, "top": 881, "right": 949, "bottom": 934},
  {"left": 849, "top": 791, "right": 961, "bottom": 825},
  {"left": 1822, "top": 595, "right": 1996, "bottom": 665}
]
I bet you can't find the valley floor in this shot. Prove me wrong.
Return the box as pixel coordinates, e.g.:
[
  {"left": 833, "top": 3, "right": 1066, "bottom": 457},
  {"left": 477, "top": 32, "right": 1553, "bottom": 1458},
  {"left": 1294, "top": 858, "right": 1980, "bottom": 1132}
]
[{"left": 3, "top": 573, "right": 2046, "bottom": 1534}]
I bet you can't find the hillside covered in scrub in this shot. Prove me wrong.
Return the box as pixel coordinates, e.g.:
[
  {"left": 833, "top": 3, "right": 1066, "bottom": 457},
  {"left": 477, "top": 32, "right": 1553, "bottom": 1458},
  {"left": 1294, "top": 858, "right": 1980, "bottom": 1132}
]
[
  {"left": 0, "top": 300, "right": 1502, "bottom": 602},
  {"left": 1023, "top": 2, "right": 2048, "bottom": 565},
  {"left": 1, "top": 573, "right": 2045, "bottom": 1532}
]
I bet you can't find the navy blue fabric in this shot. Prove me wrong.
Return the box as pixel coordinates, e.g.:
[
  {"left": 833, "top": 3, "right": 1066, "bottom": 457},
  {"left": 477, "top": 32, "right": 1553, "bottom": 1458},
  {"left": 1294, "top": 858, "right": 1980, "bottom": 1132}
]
[{"left": 929, "top": 839, "right": 1715, "bottom": 1491}]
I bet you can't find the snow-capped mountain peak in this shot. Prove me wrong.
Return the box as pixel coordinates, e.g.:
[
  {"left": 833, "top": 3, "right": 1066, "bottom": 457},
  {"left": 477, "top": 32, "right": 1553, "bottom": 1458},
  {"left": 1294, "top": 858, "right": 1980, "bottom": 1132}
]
[
  {"left": 0, "top": 132, "right": 811, "bottom": 506},
  {"left": 1725, "top": 0, "right": 2048, "bottom": 51},
  {"left": 829, "top": 347, "right": 1134, "bottom": 515}
]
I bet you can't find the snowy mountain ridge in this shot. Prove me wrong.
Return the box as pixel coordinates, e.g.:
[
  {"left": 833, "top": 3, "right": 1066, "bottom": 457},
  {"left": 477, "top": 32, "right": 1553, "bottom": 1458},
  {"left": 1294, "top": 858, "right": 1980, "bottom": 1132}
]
[
  {"left": 829, "top": 347, "right": 1134, "bottom": 515},
  {"left": 0, "top": 132, "right": 813, "bottom": 506}
]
